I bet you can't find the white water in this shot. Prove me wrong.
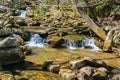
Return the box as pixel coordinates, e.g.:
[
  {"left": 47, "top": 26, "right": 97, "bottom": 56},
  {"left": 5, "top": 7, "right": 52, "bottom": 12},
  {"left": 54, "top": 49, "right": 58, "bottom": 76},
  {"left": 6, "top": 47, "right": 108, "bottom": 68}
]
[
  {"left": 63, "top": 38, "right": 101, "bottom": 51},
  {"left": 82, "top": 38, "right": 101, "bottom": 51},
  {"left": 25, "top": 33, "right": 47, "bottom": 48},
  {"left": 62, "top": 40, "right": 81, "bottom": 50},
  {"left": 18, "top": 10, "right": 26, "bottom": 18}
]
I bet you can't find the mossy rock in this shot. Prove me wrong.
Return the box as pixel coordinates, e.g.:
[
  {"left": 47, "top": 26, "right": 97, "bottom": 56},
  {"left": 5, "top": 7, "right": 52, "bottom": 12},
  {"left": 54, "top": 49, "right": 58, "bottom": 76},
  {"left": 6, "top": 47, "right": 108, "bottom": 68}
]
[{"left": 50, "top": 36, "right": 64, "bottom": 48}]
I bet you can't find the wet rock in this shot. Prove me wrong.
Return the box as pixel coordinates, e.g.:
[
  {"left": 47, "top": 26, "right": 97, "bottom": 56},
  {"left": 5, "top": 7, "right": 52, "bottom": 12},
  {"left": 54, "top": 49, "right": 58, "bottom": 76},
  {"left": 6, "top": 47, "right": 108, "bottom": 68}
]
[
  {"left": 16, "top": 19, "right": 27, "bottom": 26},
  {"left": 49, "top": 65, "right": 60, "bottom": 73},
  {"left": 50, "top": 36, "right": 64, "bottom": 48},
  {"left": 69, "top": 57, "right": 108, "bottom": 70},
  {"left": 79, "top": 66, "right": 95, "bottom": 76},
  {"left": 0, "top": 37, "right": 20, "bottom": 48},
  {"left": 69, "top": 59, "right": 86, "bottom": 70},
  {"left": 29, "top": 20, "right": 41, "bottom": 26},
  {"left": 13, "top": 34, "right": 24, "bottom": 46},
  {"left": 113, "top": 31, "right": 120, "bottom": 48},
  {"left": 1, "top": 73, "right": 16, "bottom": 80},
  {"left": 26, "top": 9, "right": 34, "bottom": 17},
  {"left": 0, "top": 48, "right": 25, "bottom": 65},
  {"left": 59, "top": 69, "right": 77, "bottom": 80},
  {"left": 103, "top": 29, "right": 120, "bottom": 52},
  {"left": 0, "top": 28, "right": 12, "bottom": 37},
  {"left": 77, "top": 72, "right": 93, "bottom": 80},
  {"left": 109, "top": 74, "right": 120, "bottom": 80},
  {"left": 42, "top": 60, "right": 53, "bottom": 71},
  {"left": 92, "top": 70, "right": 107, "bottom": 80},
  {"left": 11, "top": 9, "right": 21, "bottom": 16}
]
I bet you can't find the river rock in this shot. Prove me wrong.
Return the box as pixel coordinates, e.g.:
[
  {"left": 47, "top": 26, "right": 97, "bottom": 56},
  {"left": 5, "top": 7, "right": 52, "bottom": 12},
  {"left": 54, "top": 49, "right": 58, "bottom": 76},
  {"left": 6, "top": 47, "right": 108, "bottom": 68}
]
[
  {"left": 13, "top": 34, "right": 24, "bottom": 46},
  {"left": 79, "top": 66, "right": 95, "bottom": 76},
  {"left": 49, "top": 36, "right": 64, "bottom": 48},
  {"left": 109, "top": 74, "right": 120, "bottom": 80},
  {"left": 0, "top": 37, "right": 20, "bottom": 48},
  {"left": 0, "top": 48, "right": 25, "bottom": 65},
  {"left": 92, "top": 70, "right": 107, "bottom": 80},
  {"left": 42, "top": 60, "right": 53, "bottom": 71},
  {"left": 16, "top": 19, "right": 27, "bottom": 26},
  {"left": 49, "top": 65, "right": 60, "bottom": 73},
  {"left": 69, "top": 57, "right": 108, "bottom": 70},
  {"left": 11, "top": 9, "right": 21, "bottom": 16},
  {"left": 0, "top": 28, "right": 12, "bottom": 37},
  {"left": 113, "top": 31, "right": 120, "bottom": 48},
  {"left": 59, "top": 69, "right": 77, "bottom": 80},
  {"left": 1, "top": 73, "right": 16, "bottom": 80},
  {"left": 77, "top": 72, "right": 93, "bottom": 80}
]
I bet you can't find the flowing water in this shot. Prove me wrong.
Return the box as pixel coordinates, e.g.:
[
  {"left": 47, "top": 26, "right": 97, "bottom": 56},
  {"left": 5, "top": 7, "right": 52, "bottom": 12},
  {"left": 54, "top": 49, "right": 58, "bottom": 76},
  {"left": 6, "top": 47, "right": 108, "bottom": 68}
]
[
  {"left": 18, "top": 10, "right": 26, "bottom": 18},
  {"left": 25, "top": 33, "right": 47, "bottom": 48},
  {"left": 63, "top": 38, "right": 101, "bottom": 51}
]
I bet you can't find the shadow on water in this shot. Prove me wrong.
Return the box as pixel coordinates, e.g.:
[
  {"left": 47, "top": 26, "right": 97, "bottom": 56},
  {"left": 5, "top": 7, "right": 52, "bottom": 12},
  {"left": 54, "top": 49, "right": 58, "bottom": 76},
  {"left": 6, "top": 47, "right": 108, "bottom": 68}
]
[{"left": 2, "top": 61, "right": 42, "bottom": 76}]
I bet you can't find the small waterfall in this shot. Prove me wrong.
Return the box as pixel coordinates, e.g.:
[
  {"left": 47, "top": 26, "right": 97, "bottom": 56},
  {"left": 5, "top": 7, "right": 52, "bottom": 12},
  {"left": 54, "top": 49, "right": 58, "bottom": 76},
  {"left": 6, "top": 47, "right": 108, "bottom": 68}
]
[
  {"left": 82, "top": 38, "right": 101, "bottom": 51},
  {"left": 18, "top": 10, "right": 26, "bottom": 18},
  {"left": 63, "top": 38, "right": 101, "bottom": 51},
  {"left": 25, "top": 33, "right": 47, "bottom": 48},
  {"left": 62, "top": 40, "right": 82, "bottom": 50}
]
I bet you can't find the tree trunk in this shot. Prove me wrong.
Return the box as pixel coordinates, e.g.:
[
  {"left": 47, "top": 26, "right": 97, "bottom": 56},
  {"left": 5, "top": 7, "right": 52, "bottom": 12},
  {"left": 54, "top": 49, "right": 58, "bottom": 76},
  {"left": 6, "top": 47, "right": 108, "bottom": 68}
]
[{"left": 71, "top": 0, "right": 106, "bottom": 40}]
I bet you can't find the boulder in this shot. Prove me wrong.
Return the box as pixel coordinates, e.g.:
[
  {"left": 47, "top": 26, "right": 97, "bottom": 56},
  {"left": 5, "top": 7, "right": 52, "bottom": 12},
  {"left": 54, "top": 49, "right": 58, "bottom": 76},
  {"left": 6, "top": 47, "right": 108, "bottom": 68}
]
[
  {"left": 113, "top": 32, "right": 120, "bottom": 48},
  {"left": 79, "top": 66, "right": 95, "bottom": 76},
  {"left": 0, "top": 37, "right": 20, "bottom": 48},
  {"left": 109, "top": 74, "right": 120, "bottom": 80},
  {"left": 11, "top": 9, "right": 21, "bottom": 16},
  {"left": 49, "top": 65, "right": 60, "bottom": 73},
  {"left": 0, "top": 28, "right": 12, "bottom": 37},
  {"left": 49, "top": 36, "right": 64, "bottom": 48},
  {"left": 69, "top": 57, "right": 109, "bottom": 70},
  {"left": 1, "top": 73, "right": 16, "bottom": 80},
  {"left": 92, "top": 70, "right": 107, "bottom": 80},
  {"left": 69, "top": 59, "right": 86, "bottom": 70},
  {"left": 0, "top": 48, "right": 25, "bottom": 65},
  {"left": 16, "top": 19, "right": 27, "bottom": 26},
  {"left": 59, "top": 69, "right": 77, "bottom": 80},
  {"left": 13, "top": 34, "right": 24, "bottom": 46},
  {"left": 77, "top": 72, "right": 93, "bottom": 80}
]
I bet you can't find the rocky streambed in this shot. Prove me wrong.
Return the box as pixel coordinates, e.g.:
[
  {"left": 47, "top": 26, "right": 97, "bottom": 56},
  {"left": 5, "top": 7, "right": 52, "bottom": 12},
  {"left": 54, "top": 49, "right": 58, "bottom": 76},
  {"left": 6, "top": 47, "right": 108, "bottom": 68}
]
[{"left": 0, "top": 0, "right": 120, "bottom": 80}]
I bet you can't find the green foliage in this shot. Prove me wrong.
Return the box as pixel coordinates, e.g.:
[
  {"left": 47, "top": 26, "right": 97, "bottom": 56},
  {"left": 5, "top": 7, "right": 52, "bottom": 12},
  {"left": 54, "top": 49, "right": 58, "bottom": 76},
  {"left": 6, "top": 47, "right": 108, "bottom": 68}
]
[
  {"left": 34, "top": 4, "right": 49, "bottom": 18},
  {"left": 112, "top": 5, "right": 120, "bottom": 13},
  {"left": 12, "top": 0, "right": 24, "bottom": 7}
]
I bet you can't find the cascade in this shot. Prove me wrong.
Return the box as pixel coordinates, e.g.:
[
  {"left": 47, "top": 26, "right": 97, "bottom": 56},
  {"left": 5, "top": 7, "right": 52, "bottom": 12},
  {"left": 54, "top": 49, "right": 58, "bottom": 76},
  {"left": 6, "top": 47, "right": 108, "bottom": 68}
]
[
  {"left": 63, "top": 38, "right": 101, "bottom": 51},
  {"left": 18, "top": 10, "right": 26, "bottom": 18},
  {"left": 62, "top": 40, "right": 82, "bottom": 50},
  {"left": 25, "top": 33, "right": 47, "bottom": 48}
]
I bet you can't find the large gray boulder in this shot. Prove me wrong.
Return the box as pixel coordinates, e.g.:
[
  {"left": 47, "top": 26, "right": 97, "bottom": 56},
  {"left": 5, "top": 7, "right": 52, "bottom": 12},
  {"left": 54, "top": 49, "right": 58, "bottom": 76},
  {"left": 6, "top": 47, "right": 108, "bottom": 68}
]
[
  {"left": 0, "top": 48, "right": 25, "bottom": 65},
  {"left": 0, "top": 37, "right": 20, "bottom": 48},
  {"left": 69, "top": 57, "right": 108, "bottom": 70}
]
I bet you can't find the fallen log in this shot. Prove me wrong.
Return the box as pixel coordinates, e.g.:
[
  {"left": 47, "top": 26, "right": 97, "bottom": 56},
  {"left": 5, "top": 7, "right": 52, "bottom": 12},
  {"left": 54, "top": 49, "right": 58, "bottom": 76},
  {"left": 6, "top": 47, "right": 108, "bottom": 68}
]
[{"left": 71, "top": 0, "right": 106, "bottom": 41}]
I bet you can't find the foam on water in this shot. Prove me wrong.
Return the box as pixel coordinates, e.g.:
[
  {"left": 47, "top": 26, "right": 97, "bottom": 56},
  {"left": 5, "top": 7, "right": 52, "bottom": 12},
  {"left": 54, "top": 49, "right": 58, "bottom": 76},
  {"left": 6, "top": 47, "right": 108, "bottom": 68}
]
[
  {"left": 63, "top": 38, "right": 101, "bottom": 51},
  {"left": 25, "top": 33, "right": 47, "bottom": 48},
  {"left": 82, "top": 38, "right": 101, "bottom": 51},
  {"left": 18, "top": 10, "right": 26, "bottom": 18}
]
